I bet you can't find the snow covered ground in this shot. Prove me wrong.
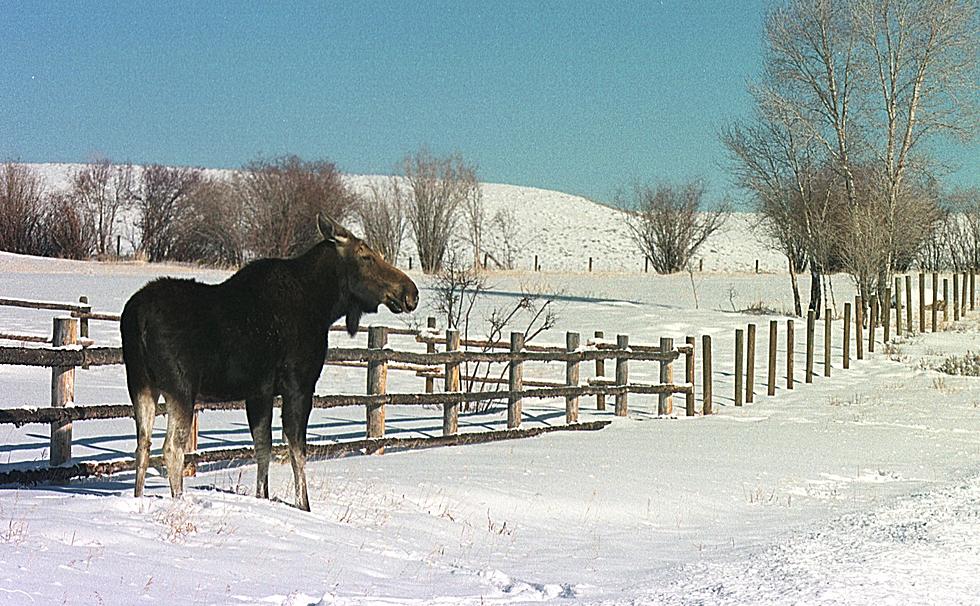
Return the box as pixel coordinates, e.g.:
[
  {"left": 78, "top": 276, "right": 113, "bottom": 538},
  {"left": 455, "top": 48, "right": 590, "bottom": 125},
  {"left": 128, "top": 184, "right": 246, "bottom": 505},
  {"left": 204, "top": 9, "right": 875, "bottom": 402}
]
[{"left": 1, "top": 173, "right": 980, "bottom": 605}]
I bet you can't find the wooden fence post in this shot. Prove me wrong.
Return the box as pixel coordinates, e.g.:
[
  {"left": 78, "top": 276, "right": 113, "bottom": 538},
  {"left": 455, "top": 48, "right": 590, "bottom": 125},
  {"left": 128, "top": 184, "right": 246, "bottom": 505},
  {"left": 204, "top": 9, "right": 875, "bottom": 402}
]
[
  {"left": 594, "top": 330, "right": 606, "bottom": 410},
  {"left": 824, "top": 308, "right": 832, "bottom": 377},
  {"left": 755, "top": 259, "right": 759, "bottom": 274},
  {"left": 869, "top": 296, "right": 877, "bottom": 353},
  {"left": 78, "top": 296, "right": 90, "bottom": 339},
  {"left": 50, "top": 317, "right": 77, "bottom": 467},
  {"left": 883, "top": 287, "right": 892, "bottom": 342},
  {"left": 843, "top": 302, "right": 851, "bottom": 370},
  {"left": 971, "top": 271, "right": 976, "bottom": 311},
  {"left": 932, "top": 272, "right": 939, "bottom": 332},
  {"left": 919, "top": 273, "right": 926, "bottom": 333},
  {"left": 768, "top": 320, "right": 777, "bottom": 396},
  {"left": 659, "top": 337, "right": 673, "bottom": 415},
  {"left": 645, "top": 257, "right": 650, "bottom": 273},
  {"left": 745, "top": 324, "right": 756, "bottom": 404},
  {"left": 534, "top": 255, "right": 540, "bottom": 272},
  {"left": 366, "top": 326, "right": 388, "bottom": 452},
  {"left": 443, "top": 329, "right": 460, "bottom": 435},
  {"left": 894, "top": 277, "right": 902, "bottom": 337},
  {"left": 806, "top": 310, "right": 815, "bottom": 383},
  {"left": 588, "top": 257, "right": 593, "bottom": 272},
  {"left": 701, "top": 334, "right": 712, "bottom": 415},
  {"left": 565, "top": 332, "right": 580, "bottom": 424},
  {"left": 962, "top": 271, "right": 968, "bottom": 315},
  {"left": 855, "top": 296, "right": 864, "bottom": 360},
  {"left": 425, "top": 317, "right": 437, "bottom": 394},
  {"left": 508, "top": 332, "right": 524, "bottom": 428},
  {"left": 954, "top": 273, "right": 961, "bottom": 321},
  {"left": 615, "top": 335, "right": 629, "bottom": 416},
  {"left": 786, "top": 319, "right": 795, "bottom": 390},
  {"left": 943, "top": 278, "right": 949, "bottom": 324},
  {"left": 734, "top": 329, "right": 744, "bottom": 407},
  {"left": 685, "top": 336, "right": 695, "bottom": 417},
  {"left": 905, "top": 275, "right": 912, "bottom": 335}
]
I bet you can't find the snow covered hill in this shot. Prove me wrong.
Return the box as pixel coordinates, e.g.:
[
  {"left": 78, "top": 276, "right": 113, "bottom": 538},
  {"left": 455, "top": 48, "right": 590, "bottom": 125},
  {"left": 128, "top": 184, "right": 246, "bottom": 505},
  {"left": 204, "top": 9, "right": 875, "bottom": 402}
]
[{"left": 25, "top": 163, "right": 785, "bottom": 273}]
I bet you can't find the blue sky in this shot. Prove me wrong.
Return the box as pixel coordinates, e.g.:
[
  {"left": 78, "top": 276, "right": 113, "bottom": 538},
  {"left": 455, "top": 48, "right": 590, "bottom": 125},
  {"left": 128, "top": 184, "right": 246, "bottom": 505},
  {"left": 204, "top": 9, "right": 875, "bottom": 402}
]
[{"left": 1, "top": 1, "right": 975, "bottom": 205}]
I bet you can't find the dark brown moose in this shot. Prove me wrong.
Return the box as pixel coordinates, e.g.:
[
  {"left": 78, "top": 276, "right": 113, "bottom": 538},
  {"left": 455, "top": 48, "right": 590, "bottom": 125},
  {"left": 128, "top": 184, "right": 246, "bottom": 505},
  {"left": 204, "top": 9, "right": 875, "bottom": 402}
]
[{"left": 120, "top": 215, "right": 419, "bottom": 511}]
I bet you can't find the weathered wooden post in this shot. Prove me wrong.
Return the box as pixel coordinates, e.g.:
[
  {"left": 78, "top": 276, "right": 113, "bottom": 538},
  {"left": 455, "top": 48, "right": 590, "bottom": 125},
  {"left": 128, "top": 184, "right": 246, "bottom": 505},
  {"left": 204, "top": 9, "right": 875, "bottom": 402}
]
[
  {"left": 615, "top": 335, "right": 629, "bottom": 416},
  {"left": 534, "top": 254, "right": 540, "bottom": 272},
  {"left": 116, "top": 235, "right": 121, "bottom": 257},
  {"left": 962, "top": 271, "right": 968, "bottom": 315},
  {"left": 932, "top": 272, "right": 939, "bottom": 332},
  {"left": 409, "top": 257, "right": 413, "bottom": 270},
  {"left": 685, "top": 336, "right": 696, "bottom": 417},
  {"left": 786, "top": 319, "right": 795, "bottom": 389},
  {"left": 767, "top": 320, "right": 777, "bottom": 396},
  {"left": 78, "top": 296, "right": 90, "bottom": 339},
  {"left": 943, "top": 278, "right": 949, "bottom": 324},
  {"left": 972, "top": 271, "right": 976, "bottom": 312},
  {"left": 855, "top": 296, "right": 864, "bottom": 360},
  {"left": 806, "top": 310, "right": 815, "bottom": 383},
  {"left": 699, "top": 258, "right": 704, "bottom": 272},
  {"left": 425, "top": 316, "right": 437, "bottom": 394},
  {"left": 745, "top": 324, "right": 756, "bottom": 404},
  {"left": 755, "top": 259, "right": 760, "bottom": 274},
  {"left": 565, "top": 332, "right": 580, "bottom": 424},
  {"left": 954, "top": 274, "right": 960, "bottom": 321},
  {"left": 50, "top": 317, "right": 77, "bottom": 466},
  {"left": 594, "top": 330, "right": 606, "bottom": 410},
  {"left": 366, "top": 326, "right": 388, "bottom": 451},
  {"left": 883, "top": 287, "right": 892, "bottom": 342},
  {"left": 894, "top": 277, "right": 902, "bottom": 337},
  {"left": 702, "top": 334, "right": 713, "bottom": 415},
  {"left": 868, "top": 296, "right": 877, "bottom": 353},
  {"left": 824, "top": 308, "right": 832, "bottom": 377},
  {"left": 588, "top": 257, "right": 593, "bottom": 272},
  {"left": 919, "top": 273, "right": 926, "bottom": 333},
  {"left": 644, "top": 257, "right": 650, "bottom": 273},
  {"left": 659, "top": 336, "right": 673, "bottom": 415},
  {"left": 905, "top": 275, "right": 913, "bottom": 334},
  {"left": 443, "top": 329, "right": 460, "bottom": 435},
  {"left": 843, "top": 302, "right": 851, "bottom": 370},
  {"left": 734, "top": 329, "right": 744, "bottom": 407},
  {"left": 508, "top": 332, "right": 524, "bottom": 428}
]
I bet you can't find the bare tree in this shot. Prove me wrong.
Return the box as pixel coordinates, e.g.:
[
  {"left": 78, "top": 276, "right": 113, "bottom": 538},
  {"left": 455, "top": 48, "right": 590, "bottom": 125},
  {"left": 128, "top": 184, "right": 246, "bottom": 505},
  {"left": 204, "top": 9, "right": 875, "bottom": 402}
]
[
  {"left": 484, "top": 206, "right": 524, "bottom": 270},
  {"left": 403, "top": 148, "right": 479, "bottom": 273},
  {"left": 69, "top": 159, "right": 133, "bottom": 256},
  {"left": 171, "top": 177, "right": 247, "bottom": 266},
  {"left": 130, "top": 165, "right": 203, "bottom": 262},
  {"left": 41, "top": 192, "right": 95, "bottom": 260},
  {"left": 352, "top": 177, "right": 408, "bottom": 263},
  {"left": 237, "top": 155, "right": 356, "bottom": 258},
  {"left": 942, "top": 187, "right": 980, "bottom": 270},
  {"left": 851, "top": 0, "right": 978, "bottom": 283},
  {"left": 621, "top": 181, "right": 729, "bottom": 274},
  {"left": 0, "top": 163, "right": 46, "bottom": 255}
]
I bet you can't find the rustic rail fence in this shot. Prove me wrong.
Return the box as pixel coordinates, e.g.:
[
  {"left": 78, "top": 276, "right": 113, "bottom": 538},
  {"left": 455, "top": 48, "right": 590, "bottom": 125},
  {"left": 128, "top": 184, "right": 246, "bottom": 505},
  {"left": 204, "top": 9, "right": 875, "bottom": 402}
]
[
  {"left": 0, "top": 296, "right": 710, "bottom": 485},
  {"left": 733, "top": 271, "right": 978, "bottom": 405}
]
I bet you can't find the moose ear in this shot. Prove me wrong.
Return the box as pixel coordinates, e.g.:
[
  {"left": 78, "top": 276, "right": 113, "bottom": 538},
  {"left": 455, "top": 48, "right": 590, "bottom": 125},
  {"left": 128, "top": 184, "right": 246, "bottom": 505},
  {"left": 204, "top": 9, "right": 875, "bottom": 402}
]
[{"left": 316, "top": 214, "right": 351, "bottom": 247}]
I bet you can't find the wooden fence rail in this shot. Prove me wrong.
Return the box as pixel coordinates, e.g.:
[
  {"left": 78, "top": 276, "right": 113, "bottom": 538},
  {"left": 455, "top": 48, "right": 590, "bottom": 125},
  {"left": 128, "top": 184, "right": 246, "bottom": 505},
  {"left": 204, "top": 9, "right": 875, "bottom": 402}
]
[{"left": 0, "top": 301, "right": 710, "bottom": 484}]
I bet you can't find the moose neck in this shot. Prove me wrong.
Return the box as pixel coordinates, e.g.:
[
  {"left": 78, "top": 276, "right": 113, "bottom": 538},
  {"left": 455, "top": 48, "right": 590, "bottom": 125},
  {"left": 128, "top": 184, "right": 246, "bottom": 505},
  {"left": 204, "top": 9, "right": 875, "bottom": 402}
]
[{"left": 293, "top": 242, "right": 355, "bottom": 332}]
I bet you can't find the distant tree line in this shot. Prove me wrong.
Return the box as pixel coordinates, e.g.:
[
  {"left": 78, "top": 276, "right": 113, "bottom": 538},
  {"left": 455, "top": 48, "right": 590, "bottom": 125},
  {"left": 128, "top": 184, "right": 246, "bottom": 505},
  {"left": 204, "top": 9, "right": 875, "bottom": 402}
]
[{"left": 0, "top": 148, "right": 513, "bottom": 273}]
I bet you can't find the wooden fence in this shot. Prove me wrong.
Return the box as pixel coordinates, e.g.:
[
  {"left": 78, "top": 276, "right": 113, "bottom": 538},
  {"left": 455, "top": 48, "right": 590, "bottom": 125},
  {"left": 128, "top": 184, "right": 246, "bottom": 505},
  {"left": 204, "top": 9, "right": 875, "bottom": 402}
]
[
  {"left": 0, "top": 296, "right": 710, "bottom": 485},
  {"left": 733, "top": 271, "right": 977, "bottom": 403}
]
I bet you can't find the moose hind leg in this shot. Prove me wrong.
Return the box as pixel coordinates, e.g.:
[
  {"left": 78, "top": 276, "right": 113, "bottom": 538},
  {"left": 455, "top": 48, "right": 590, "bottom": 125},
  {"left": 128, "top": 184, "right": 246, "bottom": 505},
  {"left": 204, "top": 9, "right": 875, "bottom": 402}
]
[
  {"left": 245, "top": 396, "right": 274, "bottom": 500},
  {"left": 162, "top": 393, "right": 193, "bottom": 498},
  {"left": 132, "top": 388, "right": 158, "bottom": 497},
  {"left": 281, "top": 391, "right": 313, "bottom": 512}
]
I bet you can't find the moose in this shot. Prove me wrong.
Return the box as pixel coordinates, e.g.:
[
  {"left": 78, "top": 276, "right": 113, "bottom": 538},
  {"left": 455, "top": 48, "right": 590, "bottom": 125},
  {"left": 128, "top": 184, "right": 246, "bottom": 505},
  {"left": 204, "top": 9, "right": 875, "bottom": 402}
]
[{"left": 120, "top": 215, "right": 419, "bottom": 511}]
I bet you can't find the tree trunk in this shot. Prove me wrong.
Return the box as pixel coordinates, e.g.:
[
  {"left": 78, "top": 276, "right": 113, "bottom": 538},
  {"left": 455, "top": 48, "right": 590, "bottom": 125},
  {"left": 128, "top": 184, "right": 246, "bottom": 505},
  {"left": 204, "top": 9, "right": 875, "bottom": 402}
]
[
  {"left": 789, "top": 257, "right": 803, "bottom": 317},
  {"left": 809, "top": 264, "right": 822, "bottom": 319}
]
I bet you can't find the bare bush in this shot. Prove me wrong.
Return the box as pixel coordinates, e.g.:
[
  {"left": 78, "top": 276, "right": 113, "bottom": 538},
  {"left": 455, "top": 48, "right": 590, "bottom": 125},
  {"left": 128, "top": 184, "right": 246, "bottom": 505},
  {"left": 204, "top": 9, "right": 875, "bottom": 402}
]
[
  {"left": 69, "top": 159, "right": 133, "bottom": 256},
  {"left": 171, "top": 178, "right": 247, "bottom": 266},
  {"left": 352, "top": 177, "right": 407, "bottom": 263},
  {"left": 621, "top": 181, "right": 728, "bottom": 274},
  {"left": 41, "top": 192, "right": 95, "bottom": 259},
  {"left": 403, "top": 149, "right": 479, "bottom": 273},
  {"left": 237, "top": 155, "right": 356, "bottom": 258},
  {"left": 0, "top": 163, "right": 46, "bottom": 255},
  {"left": 130, "top": 165, "right": 204, "bottom": 262},
  {"left": 484, "top": 206, "right": 524, "bottom": 270}
]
